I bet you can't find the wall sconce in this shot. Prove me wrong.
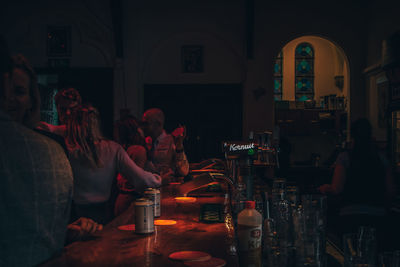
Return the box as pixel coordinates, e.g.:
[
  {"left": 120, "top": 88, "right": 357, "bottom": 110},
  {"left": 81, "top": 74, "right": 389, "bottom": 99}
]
[
  {"left": 253, "top": 86, "right": 266, "bottom": 100},
  {"left": 334, "top": 75, "right": 344, "bottom": 91}
]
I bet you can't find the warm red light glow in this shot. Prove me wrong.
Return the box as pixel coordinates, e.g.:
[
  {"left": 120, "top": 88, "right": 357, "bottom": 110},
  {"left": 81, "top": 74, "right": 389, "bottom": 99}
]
[
  {"left": 154, "top": 219, "right": 177, "bottom": 226},
  {"left": 175, "top": 197, "right": 197, "bottom": 203},
  {"left": 169, "top": 251, "right": 211, "bottom": 262},
  {"left": 117, "top": 224, "right": 135, "bottom": 231}
]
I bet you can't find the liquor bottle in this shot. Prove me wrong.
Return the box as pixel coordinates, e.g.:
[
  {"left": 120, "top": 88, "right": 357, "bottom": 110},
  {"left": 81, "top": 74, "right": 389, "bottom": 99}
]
[
  {"left": 237, "top": 201, "right": 263, "bottom": 267},
  {"left": 254, "top": 188, "right": 264, "bottom": 219},
  {"left": 275, "top": 191, "right": 292, "bottom": 249},
  {"left": 236, "top": 182, "right": 247, "bottom": 211}
]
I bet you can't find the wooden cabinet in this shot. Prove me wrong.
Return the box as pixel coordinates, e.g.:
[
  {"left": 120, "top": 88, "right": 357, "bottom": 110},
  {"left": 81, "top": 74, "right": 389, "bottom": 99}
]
[{"left": 275, "top": 109, "right": 346, "bottom": 136}]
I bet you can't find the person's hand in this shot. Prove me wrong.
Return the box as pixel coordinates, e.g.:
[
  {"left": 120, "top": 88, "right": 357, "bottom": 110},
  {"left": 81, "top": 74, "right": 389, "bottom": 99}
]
[
  {"left": 145, "top": 136, "right": 152, "bottom": 152},
  {"left": 67, "top": 217, "right": 103, "bottom": 242},
  {"left": 35, "top": 121, "right": 53, "bottom": 132},
  {"left": 172, "top": 125, "right": 186, "bottom": 150},
  {"left": 318, "top": 184, "right": 331, "bottom": 194}
]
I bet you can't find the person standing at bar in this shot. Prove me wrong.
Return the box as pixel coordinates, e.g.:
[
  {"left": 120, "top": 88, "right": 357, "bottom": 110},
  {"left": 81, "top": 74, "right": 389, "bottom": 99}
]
[
  {"left": 66, "top": 104, "right": 162, "bottom": 224},
  {"left": 141, "top": 108, "right": 189, "bottom": 184}
]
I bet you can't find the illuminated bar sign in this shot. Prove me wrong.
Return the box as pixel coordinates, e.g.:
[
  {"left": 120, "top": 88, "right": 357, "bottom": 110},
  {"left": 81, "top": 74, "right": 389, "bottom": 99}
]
[{"left": 222, "top": 141, "right": 256, "bottom": 155}]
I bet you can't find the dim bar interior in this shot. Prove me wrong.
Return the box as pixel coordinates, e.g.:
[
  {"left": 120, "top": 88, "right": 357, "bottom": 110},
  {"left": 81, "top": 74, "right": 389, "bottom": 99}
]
[{"left": 1, "top": 0, "right": 400, "bottom": 266}]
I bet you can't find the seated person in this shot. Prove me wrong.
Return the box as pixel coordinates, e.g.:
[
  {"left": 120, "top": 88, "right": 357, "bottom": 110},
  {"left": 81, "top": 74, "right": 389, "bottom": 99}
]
[
  {"left": 0, "top": 49, "right": 101, "bottom": 267},
  {"left": 114, "top": 115, "right": 152, "bottom": 216},
  {"left": 65, "top": 104, "right": 162, "bottom": 224},
  {"left": 141, "top": 108, "right": 189, "bottom": 183},
  {"left": 319, "top": 118, "right": 396, "bottom": 250}
]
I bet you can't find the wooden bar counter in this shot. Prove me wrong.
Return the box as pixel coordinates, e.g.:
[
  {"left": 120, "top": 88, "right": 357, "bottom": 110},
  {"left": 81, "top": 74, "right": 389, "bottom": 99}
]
[{"left": 41, "top": 183, "right": 239, "bottom": 267}]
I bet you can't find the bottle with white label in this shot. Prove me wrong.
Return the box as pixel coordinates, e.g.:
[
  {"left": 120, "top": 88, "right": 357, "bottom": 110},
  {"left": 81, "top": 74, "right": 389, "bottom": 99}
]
[{"left": 237, "top": 201, "right": 262, "bottom": 267}]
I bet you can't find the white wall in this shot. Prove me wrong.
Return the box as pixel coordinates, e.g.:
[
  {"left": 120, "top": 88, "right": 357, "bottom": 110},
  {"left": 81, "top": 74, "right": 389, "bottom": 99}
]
[
  {"left": 122, "top": 0, "right": 246, "bottom": 119},
  {"left": 142, "top": 32, "right": 245, "bottom": 84}
]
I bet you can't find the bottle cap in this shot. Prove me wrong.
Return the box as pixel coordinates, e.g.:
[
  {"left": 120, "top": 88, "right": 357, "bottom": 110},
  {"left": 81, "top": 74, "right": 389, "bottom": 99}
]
[{"left": 245, "top": 201, "right": 255, "bottom": 209}]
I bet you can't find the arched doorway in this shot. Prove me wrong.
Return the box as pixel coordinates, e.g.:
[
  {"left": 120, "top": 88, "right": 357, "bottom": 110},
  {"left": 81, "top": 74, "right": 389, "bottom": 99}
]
[{"left": 274, "top": 35, "right": 350, "bottom": 166}]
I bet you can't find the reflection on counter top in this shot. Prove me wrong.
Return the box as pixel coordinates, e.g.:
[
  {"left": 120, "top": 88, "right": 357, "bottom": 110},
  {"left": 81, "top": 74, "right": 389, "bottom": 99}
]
[{"left": 40, "top": 183, "right": 239, "bottom": 267}]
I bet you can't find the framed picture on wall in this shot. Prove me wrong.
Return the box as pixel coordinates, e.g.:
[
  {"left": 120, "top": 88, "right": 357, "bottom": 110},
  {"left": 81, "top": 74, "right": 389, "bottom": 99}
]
[
  {"left": 181, "top": 45, "right": 204, "bottom": 73},
  {"left": 47, "top": 26, "right": 71, "bottom": 57}
]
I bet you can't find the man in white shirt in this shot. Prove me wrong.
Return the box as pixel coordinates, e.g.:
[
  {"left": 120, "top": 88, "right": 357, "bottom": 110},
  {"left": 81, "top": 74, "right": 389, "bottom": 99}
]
[{"left": 141, "top": 108, "right": 189, "bottom": 183}]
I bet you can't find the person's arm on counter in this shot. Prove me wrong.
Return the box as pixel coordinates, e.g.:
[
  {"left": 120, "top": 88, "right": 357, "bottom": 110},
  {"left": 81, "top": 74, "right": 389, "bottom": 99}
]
[
  {"left": 66, "top": 217, "right": 103, "bottom": 243},
  {"left": 116, "top": 144, "right": 162, "bottom": 191}
]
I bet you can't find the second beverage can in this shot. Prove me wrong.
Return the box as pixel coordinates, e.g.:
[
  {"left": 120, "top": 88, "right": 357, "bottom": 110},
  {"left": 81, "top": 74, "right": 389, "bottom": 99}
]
[{"left": 144, "top": 188, "right": 161, "bottom": 217}]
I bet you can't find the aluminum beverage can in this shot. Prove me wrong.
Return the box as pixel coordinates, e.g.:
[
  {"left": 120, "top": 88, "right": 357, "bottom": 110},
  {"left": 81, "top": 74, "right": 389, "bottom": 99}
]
[
  {"left": 134, "top": 198, "right": 154, "bottom": 234},
  {"left": 144, "top": 188, "right": 161, "bottom": 217}
]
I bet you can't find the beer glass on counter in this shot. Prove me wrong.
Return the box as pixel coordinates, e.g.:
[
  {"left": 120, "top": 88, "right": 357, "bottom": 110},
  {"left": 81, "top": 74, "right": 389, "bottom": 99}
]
[
  {"left": 295, "top": 194, "right": 327, "bottom": 267},
  {"left": 379, "top": 251, "right": 400, "bottom": 267},
  {"left": 343, "top": 232, "right": 377, "bottom": 267}
]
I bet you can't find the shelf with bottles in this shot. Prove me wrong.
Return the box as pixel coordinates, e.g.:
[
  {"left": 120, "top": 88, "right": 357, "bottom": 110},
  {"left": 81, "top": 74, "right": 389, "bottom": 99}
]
[{"left": 250, "top": 131, "right": 279, "bottom": 167}]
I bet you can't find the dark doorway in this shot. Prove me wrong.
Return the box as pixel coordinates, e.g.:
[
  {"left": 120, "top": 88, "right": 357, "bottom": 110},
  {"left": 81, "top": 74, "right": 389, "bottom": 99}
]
[
  {"left": 36, "top": 68, "right": 114, "bottom": 138},
  {"left": 144, "top": 84, "right": 243, "bottom": 162}
]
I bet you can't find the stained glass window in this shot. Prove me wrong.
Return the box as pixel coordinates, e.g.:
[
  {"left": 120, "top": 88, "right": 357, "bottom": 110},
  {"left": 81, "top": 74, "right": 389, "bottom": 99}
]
[
  {"left": 295, "top": 43, "right": 314, "bottom": 101},
  {"left": 274, "top": 51, "right": 283, "bottom": 101}
]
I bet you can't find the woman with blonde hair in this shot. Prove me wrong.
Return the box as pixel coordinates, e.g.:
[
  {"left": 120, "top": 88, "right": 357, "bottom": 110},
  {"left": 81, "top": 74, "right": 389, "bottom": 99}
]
[{"left": 66, "top": 104, "right": 161, "bottom": 223}]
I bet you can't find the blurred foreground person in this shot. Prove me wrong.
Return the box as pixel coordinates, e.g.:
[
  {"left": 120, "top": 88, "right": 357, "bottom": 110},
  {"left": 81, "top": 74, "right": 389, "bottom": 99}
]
[{"left": 0, "top": 49, "right": 101, "bottom": 267}]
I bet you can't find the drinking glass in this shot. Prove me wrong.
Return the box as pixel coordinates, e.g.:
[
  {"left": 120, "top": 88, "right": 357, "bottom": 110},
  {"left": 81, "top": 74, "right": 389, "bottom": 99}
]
[
  {"left": 263, "top": 218, "right": 289, "bottom": 267},
  {"left": 286, "top": 185, "right": 299, "bottom": 206},
  {"left": 379, "top": 251, "right": 400, "bottom": 267},
  {"left": 358, "top": 226, "right": 376, "bottom": 243},
  {"left": 296, "top": 194, "right": 327, "bottom": 267},
  {"left": 271, "top": 178, "right": 287, "bottom": 220},
  {"left": 271, "top": 178, "right": 287, "bottom": 203},
  {"left": 343, "top": 233, "right": 377, "bottom": 267}
]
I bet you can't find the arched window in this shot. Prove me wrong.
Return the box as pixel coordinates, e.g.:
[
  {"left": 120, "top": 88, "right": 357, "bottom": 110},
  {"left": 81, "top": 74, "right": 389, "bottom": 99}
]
[
  {"left": 295, "top": 43, "right": 314, "bottom": 101},
  {"left": 274, "top": 51, "right": 283, "bottom": 101}
]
